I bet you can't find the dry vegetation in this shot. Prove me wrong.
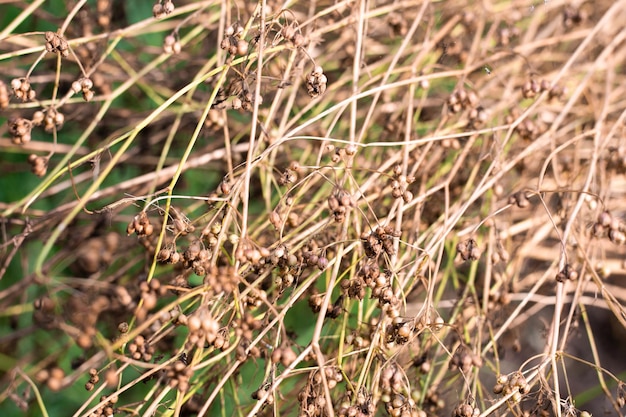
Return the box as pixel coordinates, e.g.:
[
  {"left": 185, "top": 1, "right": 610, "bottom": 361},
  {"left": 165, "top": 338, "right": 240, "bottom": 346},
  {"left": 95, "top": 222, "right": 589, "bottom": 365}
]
[{"left": 1, "top": 0, "right": 626, "bottom": 416}]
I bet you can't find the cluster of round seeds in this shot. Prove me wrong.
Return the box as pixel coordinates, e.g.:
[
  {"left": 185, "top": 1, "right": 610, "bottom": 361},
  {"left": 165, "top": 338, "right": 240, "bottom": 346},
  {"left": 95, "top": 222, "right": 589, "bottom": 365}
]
[
  {"left": 236, "top": 336, "right": 262, "bottom": 361},
  {"left": 234, "top": 238, "right": 266, "bottom": 265},
  {"left": 152, "top": 0, "right": 174, "bottom": 18},
  {"left": 138, "top": 279, "right": 166, "bottom": 318},
  {"left": 278, "top": 166, "right": 298, "bottom": 186},
  {"left": 126, "top": 211, "right": 154, "bottom": 236},
  {"left": 347, "top": 265, "right": 398, "bottom": 308},
  {"left": 163, "top": 34, "right": 181, "bottom": 54},
  {"left": 166, "top": 359, "right": 193, "bottom": 392},
  {"left": 185, "top": 308, "right": 222, "bottom": 349},
  {"left": 35, "top": 366, "right": 65, "bottom": 391},
  {"left": 270, "top": 345, "right": 298, "bottom": 367},
  {"left": 384, "top": 317, "right": 415, "bottom": 346},
  {"left": 384, "top": 394, "right": 420, "bottom": 417},
  {"left": 298, "top": 368, "right": 344, "bottom": 417},
  {"left": 8, "top": 117, "right": 33, "bottom": 144},
  {"left": 508, "top": 190, "right": 530, "bottom": 208},
  {"left": 89, "top": 395, "right": 118, "bottom": 417},
  {"left": 467, "top": 105, "right": 488, "bottom": 129},
  {"left": 71, "top": 78, "right": 95, "bottom": 101},
  {"left": 252, "top": 383, "right": 274, "bottom": 406},
  {"left": 328, "top": 188, "right": 354, "bottom": 223},
  {"left": 11, "top": 78, "right": 36, "bottom": 101},
  {"left": 456, "top": 238, "right": 481, "bottom": 261},
  {"left": 31, "top": 107, "right": 64, "bottom": 132},
  {"left": 390, "top": 165, "right": 415, "bottom": 202},
  {"left": 127, "top": 335, "right": 155, "bottom": 361},
  {"left": 84, "top": 368, "right": 100, "bottom": 391},
  {"left": 74, "top": 232, "right": 119, "bottom": 275},
  {"left": 563, "top": 5, "right": 587, "bottom": 28},
  {"left": 342, "top": 275, "right": 366, "bottom": 300},
  {"left": 493, "top": 371, "right": 530, "bottom": 403},
  {"left": 0, "top": 80, "right": 9, "bottom": 108},
  {"left": 379, "top": 363, "right": 405, "bottom": 396},
  {"left": 329, "top": 144, "right": 357, "bottom": 163},
  {"left": 509, "top": 114, "right": 539, "bottom": 141},
  {"left": 281, "top": 23, "right": 305, "bottom": 47},
  {"left": 446, "top": 88, "right": 479, "bottom": 114},
  {"left": 555, "top": 263, "right": 579, "bottom": 282},
  {"left": 169, "top": 208, "right": 195, "bottom": 236},
  {"left": 306, "top": 66, "right": 327, "bottom": 98},
  {"left": 44, "top": 31, "right": 69, "bottom": 57},
  {"left": 387, "top": 12, "right": 408, "bottom": 37},
  {"left": 449, "top": 345, "right": 482, "bottom": 374},
  {"left": 337, "top": 388, "right": 375, "bottom": 417},
  {"left": 201, "top": 265, "right": 237, "bottom": 295},
  {"left": 490, "top": 241, "right": 510, "bottom": 265},
  {"left": 33, "top": 296, "right": 57, "bottom": 328},
  {"left": 28, "top": 154, "right": 48, "bottom": 177},
  {"left": 156, "top": 245, "right": 182, "bottom": 264},
  {"left": 592, "top": 210, "right": 625, "bottom": 244},
  {"left": 181, "top": 240, "right": 211, "bottom": 275},
  {"left": 231, "top": 85, "right": 262, "bottom": 111},
  {"left": 521, "top": 78, "right": 567, "bottom": 101},
  {"left": 302, "top": 249, "right": 329, "bottom": 271},
  {"left": 452, "top": 402, "right": 480, "bottom": 417},
  {"left": 220, "top": 22, "right": 248, "bottom": 56},
  {"left": 361, "top": 226, "right": 400, "bottom": 258}
]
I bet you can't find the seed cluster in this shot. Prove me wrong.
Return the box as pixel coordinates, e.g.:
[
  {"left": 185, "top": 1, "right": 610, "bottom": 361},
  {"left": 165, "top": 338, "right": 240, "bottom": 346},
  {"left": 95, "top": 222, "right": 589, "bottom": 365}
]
[
  {"left": 361, "top": 226, "right": 400, "bottom": 259},
  {"left": 337, "top": 388, "right": 375, "bottom": 417},
  {"left": 452, "top": 402, "right": 480, "bottom": 417},
  {"left": 127, "top": 335, "right": 156, "bottom": 362},
  {"left": 44, "top": 31, "right": 69, "bottom": 57},
  {"left": 555, "top": 263, "right": 579, "bottom": 282},
  {"left": 166, "top": 359, "right": 193, "bottom": 392},
  {"left": 592, "top": 210, "right": 625, "bottom": 244},
  {"left": 89, "top": 395, "right": 119, "bottom": 417},
  {"left": 390, "top": 165, "right": 415, "bottom": 202},
  {"left": 328, "top": 188, "right": 355, "bottom": 223},
  {"left": 281, "top": 23, "right": 306, "bottom": 47},
  {"left": 492, "top": 371, "right": 530, "bottom": 403},
  {"left": 32, "top": 107, "right": 65, "bottom": 132},
  {"left": 35, "top": 367, "right": 65, "bottom": 392},
  {"left": 456, "top": 238, "right": 481, "bottom": 261},
  {"left": 138, "top": 279, "right": 167, "bottom": 319},
  {"left": 251, "top": 383, "right": 275, "bottom": 406},
  {"left": 449, "top": 344, "right": 482, "bottom": 374},
  {"left": 298, "top": 368, "right": 344, "bottom": 417},
  {"left": 71, "top": 78, "right": 95, "bottom": 101},
  {"left": 28, "top": 154, "right": 48, "bottom": 177},
  {"left": 126, "top": 211, "right": 155, "bottom": 237},
  {"left": 152, "top": 0, "right": 175, "bottom": 18},
  {"left": 8, "top": 117, "right": 33, "bottom": 144},
  {"left": 220, "top": 22, "right": 249, "bottom": 56},
  {"left": 379, "top": 363, "right": 422, "bottom": 417},
  {"left": 163, "top": 35, "right": 182, "bottom": 54},
  {"left": 521, "top": 78, "right": 566, "bottom": 101},
  {"left": 10, "top": 78, "right": 36, "bottom": 101},
  {"left": 85, "top": 368, "right": 100, "bottom": 391},
  {"left": 270, "top": 345, "right": 298, "bottom": 367},
  {"left": 446, "top": 88, "right": 479, "bottom": 114},
  {"left": 306, "top": 66, "right": 328, "bottom": 98},
  {"left": 184, "top": 308, "right": 230, "bottom": 350},
  {"left": 508, "top": 191, "right": 530, "bottom": 208}
]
